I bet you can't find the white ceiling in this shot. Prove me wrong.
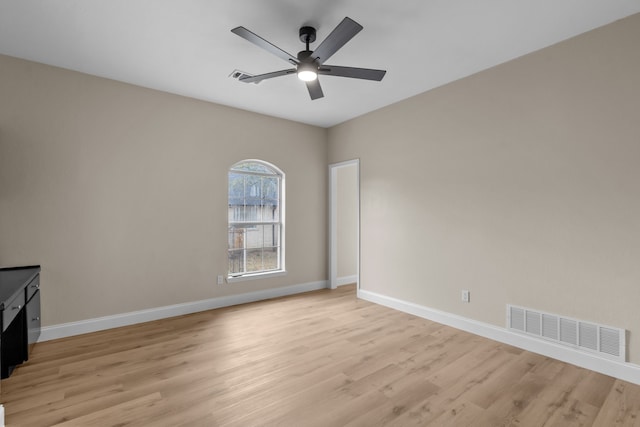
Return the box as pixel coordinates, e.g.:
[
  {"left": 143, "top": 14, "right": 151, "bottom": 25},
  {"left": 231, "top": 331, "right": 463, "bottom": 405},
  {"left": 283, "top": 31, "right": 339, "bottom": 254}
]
[{"left": 1, "top": 1, "right": 639, "bottom": 128}]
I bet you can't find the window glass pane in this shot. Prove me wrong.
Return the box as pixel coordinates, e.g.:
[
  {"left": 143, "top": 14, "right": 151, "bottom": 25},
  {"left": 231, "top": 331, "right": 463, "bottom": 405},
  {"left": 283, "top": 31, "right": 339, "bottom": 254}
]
[
  {"left": 229, "top": 206, "right": 244, "bottom": 222},
  {"left": 264, "top": 224, "right": 280, "bottom": 248},
  {"left": 262, "top": 247, "right": 278, "bottom": 270},
  {"left": 262, "top": 176, "right": 278, "bottom": 201},
  {"left": 243, "top": 248, "right": 279, "bottom": 272},
  {"left": 229, "top": 173, "right": 245, "bottom": 199},
  {"left": 244, "top": 226, "right": 263, "bottom": 249},
  {"left": 229, "top": 172, "right": 245, "bottom": 222},
  {"left": 244, "top": 175, "right": 261, "bottom": 222},
  {"left": 228, "top": 226, "right": 245, "bottom": 250},
  {"left": 245, "top": 248, "right": 264, "bottom": 272},
  {"left": 231, "top": 162, "right": 276, "bottom": 174},
  {"left": 262, "top": 177, "right": 278, "bottom": 222},
  {"left": 270, "top": 204, "right": 280, "bottom": 223},
  {"left": 240, "top": 224, "right": 281, "bottom": 249},
  {"left": 228, "top": 160, "right": 282, "bottom": 277},
  {"left": 228, "top": 249, "right": 244, "bottom": 274}
]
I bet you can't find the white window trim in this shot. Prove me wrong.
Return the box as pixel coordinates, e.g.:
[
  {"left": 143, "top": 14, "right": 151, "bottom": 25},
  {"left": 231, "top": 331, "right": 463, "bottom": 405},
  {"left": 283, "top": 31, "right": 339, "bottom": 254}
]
[
  {"left": 228, "top": 159, "right": 285, "bottom": 281},
  {"left": 227, "top": 269, "right": 287, "bottom": 283}
]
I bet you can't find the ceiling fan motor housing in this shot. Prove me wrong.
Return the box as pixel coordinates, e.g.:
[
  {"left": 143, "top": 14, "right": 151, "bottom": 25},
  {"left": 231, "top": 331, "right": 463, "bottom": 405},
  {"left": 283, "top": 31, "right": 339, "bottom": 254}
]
[
  {"left": 297, "top": 50, "right": 314, "bottom": 62},
  {"left": 299, "top": 26, "right": 316, "bottom": 44}
]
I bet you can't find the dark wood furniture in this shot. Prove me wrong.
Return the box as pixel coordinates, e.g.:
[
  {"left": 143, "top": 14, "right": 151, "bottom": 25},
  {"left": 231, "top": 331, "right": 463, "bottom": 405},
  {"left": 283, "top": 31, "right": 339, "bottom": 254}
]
[{"left": 0, "top": 265, "right": 41, "bottom": 380}]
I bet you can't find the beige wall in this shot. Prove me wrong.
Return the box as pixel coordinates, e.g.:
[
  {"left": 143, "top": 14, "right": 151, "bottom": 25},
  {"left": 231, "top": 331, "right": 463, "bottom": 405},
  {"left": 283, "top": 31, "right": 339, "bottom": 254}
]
[
  {"left": 328, "top": 14, "right": 640, "bottom": 363},
  {"left": 2, "top": 13, "right": 639, "bottom": 365},
  {"left": 337, "top": 163, "right": 358, "bottom": 279},
  {"left": 0, "top": 54, "right": 327, "bottom": 326}
]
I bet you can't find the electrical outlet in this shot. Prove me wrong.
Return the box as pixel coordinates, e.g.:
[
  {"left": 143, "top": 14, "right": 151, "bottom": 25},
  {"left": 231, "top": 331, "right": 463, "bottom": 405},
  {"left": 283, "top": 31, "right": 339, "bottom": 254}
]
[
  {"left": 461, "top": 290, "right": 470, "bottom": 303},
  {"left": 217, "top": 275, "right": 224, "bottom": 285}
]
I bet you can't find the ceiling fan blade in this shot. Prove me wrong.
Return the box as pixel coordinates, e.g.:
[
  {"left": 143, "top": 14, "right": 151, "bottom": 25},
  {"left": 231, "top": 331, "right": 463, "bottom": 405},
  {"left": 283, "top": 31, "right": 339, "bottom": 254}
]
[
  {"left": 311, "top": 17, "right": 363, "bottom": 64},
  {"left": 306, "top": 79, "right": 324, "bottom": 100},
  {"left": 231, "top": 26, "right": 299, "bottom": 65},
  {"left": 239, "top": 69, "right": 296, "bottom": 83},
  {"left": 318, "top": 65, "right": 386, "bottom": 81}
]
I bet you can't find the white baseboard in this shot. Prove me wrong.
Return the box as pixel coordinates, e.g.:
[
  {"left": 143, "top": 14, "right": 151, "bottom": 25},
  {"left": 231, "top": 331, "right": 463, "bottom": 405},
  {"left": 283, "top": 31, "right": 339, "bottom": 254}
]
[
  {"left": 40, "top": 280, "right": 328, "bottom": 342},
  {"left": 336, "top": 275, "right": 358, "bottom": 287},
  {"left": 358, "top": 288, "right": 640, "bottom": 386}
]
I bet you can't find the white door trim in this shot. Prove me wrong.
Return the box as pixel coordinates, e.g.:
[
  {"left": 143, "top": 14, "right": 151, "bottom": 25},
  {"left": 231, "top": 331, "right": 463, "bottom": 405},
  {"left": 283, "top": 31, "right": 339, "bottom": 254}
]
[{"left": 328, "top": 159, "right": 360, "bottom": 290}]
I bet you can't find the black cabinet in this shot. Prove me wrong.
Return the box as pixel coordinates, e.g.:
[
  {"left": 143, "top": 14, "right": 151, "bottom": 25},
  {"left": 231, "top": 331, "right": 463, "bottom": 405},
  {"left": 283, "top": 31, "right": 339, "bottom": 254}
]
[
  {"left": 0, "top": 265, "right": 41, "bottom": 379},
  {"left": 27, "top": 288, "right": 41, "bottom": 349}
]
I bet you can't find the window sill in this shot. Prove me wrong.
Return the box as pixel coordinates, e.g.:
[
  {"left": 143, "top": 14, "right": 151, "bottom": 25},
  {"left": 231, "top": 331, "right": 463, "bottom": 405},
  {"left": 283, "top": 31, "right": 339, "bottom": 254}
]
[{"left": 227, "top": 270, "right": 287, "bottom": 284}]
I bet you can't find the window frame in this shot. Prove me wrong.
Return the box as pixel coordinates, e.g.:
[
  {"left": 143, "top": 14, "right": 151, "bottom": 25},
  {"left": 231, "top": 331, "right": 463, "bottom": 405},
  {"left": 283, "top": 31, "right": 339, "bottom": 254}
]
[{"left": 227, "top": 159, "right": 285, "bottom": 282}]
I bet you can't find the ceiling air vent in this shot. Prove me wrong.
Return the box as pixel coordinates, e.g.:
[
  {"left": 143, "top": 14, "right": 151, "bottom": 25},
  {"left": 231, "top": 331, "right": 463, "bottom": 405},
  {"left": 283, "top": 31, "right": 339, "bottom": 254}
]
[
  {"left": 507, "top": 305, "right": 625, "bottom": 362},
  {"left": 229, "top": 69, "right": 258, "bottom": 83}
]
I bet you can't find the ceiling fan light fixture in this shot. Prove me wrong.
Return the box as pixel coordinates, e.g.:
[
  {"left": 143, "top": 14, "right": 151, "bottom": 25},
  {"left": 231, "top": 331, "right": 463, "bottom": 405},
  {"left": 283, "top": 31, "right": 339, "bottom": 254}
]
[
  {"left": 297, "top": 63, "right": 318, "bottom": 81},
  {"left": 231, "top": 17, "right": 385, "bottom": 100}
]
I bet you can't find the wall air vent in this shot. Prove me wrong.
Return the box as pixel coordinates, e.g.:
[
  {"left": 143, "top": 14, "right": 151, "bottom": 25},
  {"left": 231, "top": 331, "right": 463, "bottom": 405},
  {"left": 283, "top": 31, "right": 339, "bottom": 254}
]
[{"left": 507, "top": 305, "right": 626, "bottom": 362}]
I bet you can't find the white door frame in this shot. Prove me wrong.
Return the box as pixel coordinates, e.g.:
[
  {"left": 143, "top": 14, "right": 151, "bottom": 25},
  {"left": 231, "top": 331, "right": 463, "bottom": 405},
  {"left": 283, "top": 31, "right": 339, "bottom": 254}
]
[{"left": 328, "top": 159, "right": 360, "bottom": 290}]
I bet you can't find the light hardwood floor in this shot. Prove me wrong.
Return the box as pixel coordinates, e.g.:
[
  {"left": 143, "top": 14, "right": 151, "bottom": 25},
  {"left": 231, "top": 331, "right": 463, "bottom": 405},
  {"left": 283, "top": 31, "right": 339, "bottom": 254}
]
[{"left": 2, "top": 285, "right": 639, "bottom": 426}]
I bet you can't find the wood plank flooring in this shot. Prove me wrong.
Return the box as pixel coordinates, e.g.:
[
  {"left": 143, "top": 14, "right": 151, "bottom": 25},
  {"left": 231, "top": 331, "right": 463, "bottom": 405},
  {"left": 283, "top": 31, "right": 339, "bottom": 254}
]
[{"left": 2, "top": 285, "right": 639, "bottom": 426}]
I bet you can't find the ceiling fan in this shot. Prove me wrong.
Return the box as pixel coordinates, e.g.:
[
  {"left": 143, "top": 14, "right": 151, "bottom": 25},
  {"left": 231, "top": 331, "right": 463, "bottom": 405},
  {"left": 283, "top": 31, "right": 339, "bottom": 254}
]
[{"left": 231, "top": 17, "right": 386, "bottom": 100}]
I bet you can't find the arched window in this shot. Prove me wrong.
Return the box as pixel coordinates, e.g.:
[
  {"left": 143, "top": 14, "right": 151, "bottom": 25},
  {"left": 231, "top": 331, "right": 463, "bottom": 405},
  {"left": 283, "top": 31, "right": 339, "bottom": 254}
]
[{"left": 228, "top": 160, "right": 284, "bottom": 279}]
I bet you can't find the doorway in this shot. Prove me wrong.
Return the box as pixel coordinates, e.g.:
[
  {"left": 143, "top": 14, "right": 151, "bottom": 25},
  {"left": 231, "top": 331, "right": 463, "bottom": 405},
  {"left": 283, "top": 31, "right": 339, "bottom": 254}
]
[{"left": 329, "top": 159, "right": 359, "bottom": 290}]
